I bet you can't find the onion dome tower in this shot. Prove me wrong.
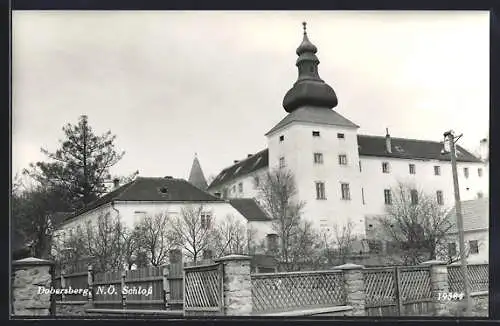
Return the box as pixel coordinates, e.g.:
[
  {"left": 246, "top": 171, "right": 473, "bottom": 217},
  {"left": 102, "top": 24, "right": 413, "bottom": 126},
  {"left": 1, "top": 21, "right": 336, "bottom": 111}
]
[{"left": 282, "top": 22, "right": 338, "bottom": 113}]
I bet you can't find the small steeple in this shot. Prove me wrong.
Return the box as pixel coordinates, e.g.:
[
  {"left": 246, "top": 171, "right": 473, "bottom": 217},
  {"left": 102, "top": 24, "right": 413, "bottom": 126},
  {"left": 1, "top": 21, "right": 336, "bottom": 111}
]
[
  {"left": 283, "top": 22, "right": 338, "bottom": 113},
  {"left": 188, "top": 153, "right": 208, "bottom": 190}
]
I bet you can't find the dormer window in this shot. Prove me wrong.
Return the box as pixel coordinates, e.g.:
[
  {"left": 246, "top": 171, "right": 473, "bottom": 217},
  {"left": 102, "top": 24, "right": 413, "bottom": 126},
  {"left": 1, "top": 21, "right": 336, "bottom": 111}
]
[
  {"left": 312, "top": 131, "right": 320, "bottom": 137},
  {"left": 252, "top": 157, "right": 263, "bottom": 168},
  {"left": 158, "top": 187, "right": 168, "bottom": 194},
  {"left": 234, "top": 166, "right": 242, "bottom": 175}
]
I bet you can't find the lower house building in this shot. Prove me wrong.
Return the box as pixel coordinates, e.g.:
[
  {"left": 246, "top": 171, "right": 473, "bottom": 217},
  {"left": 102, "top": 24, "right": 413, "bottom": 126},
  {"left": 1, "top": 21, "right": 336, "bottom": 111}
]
[
  {"left": 362, "top": 197, "right": 489, "bottom": 266},
  {"left": 442, "top": 197, "right": 489, "bottom": 264},
  {"left": 52, "top": 176, "right": 275, "bottom": 266}
]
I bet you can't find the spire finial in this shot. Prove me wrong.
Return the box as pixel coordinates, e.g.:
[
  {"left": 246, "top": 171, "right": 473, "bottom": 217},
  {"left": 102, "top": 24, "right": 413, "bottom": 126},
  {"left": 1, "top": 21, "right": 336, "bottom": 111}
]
[
  {"left": 194, "top": 152, "right": 198, "bottom": 157},
  {"left": 302, "top": 21, "right": 307, "bottom": 35}
]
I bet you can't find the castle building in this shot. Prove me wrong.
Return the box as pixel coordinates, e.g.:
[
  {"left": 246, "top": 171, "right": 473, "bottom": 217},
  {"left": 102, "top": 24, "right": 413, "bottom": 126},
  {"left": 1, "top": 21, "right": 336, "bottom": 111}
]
[{"left": 207, "top": 23, "right": 489, "bottom": 238}]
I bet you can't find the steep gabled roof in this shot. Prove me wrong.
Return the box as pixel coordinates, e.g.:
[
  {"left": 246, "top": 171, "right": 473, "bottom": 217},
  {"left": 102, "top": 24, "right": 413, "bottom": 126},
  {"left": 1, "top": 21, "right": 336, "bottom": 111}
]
[
  {"left": 229, "top": 198, "right": 271, "bottom": 222},
  {"left": 265, "top": 106, "right": 359, "bottom": 136},
  {"left": 357, "top": 135, "right": 482, "bottom": 163},
  {"left": 188, "top": 155, "right": 208, "bottom": 190},
  {"left": 207, "top": 149, "right": 268, "bottom": 189},
  {"left": 446, "top": 198, "right": 489, "bottom": 233},
  {"left": 65, "top": 177, "right": 224, "bottom": 222}
]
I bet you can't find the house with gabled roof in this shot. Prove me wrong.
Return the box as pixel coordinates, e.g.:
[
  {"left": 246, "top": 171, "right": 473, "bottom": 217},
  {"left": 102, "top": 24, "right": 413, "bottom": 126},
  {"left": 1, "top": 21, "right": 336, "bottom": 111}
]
[
  {"left": 53, "top": 176, "right": 274, "bottom": 259},
  {"left": 443, "top": 197, "right": 489, "bottom": 264}
]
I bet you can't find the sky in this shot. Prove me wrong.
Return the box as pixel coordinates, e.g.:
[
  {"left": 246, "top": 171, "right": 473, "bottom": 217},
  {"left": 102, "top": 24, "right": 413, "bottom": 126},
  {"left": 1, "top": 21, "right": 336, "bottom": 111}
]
[{"left": 12, "top": 11, "right": 489, "bottom": 183}]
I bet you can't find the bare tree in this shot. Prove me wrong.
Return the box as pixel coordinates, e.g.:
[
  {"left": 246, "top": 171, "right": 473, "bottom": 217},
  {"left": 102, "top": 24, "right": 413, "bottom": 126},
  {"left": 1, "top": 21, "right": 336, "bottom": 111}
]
[
  {"left": 257, "top": 168, "right": 318, "bottom": 271},
  {"left": 378, "top": 182, "right": 453, "bottom": 265},
  {"left": 319, "top": 221, "right": 359, "bottom": 266},
  {"left": 170, "top": 205, "right": 216, "bottom": 263},
  {"left": 133, "top": 212, "right": 177, "bottom": 266},
  {"left": 212, "top": 214, "right": 248, "bottom": 257},
  {"left": 83, "top": 212, "right": 126, "bottom": 272}
]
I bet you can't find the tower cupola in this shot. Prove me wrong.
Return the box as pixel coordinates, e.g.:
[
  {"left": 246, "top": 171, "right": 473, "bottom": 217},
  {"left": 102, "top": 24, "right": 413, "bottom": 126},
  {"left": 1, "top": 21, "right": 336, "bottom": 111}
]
[{"left": 283, "top": 22, "right": 338, "bottom": 113}]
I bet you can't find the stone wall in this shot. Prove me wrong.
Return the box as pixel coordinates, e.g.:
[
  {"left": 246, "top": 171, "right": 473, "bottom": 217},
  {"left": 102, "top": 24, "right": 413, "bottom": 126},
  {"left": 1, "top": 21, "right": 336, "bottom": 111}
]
[
  {"left": 11, "top": 258, "right": 54, "bottom": 316},
  {"left": 56, "top": 302, "right": 90, "bottom": 316},
  {"left": 217, "top": 255, "right": 252, "bottom": 316}
]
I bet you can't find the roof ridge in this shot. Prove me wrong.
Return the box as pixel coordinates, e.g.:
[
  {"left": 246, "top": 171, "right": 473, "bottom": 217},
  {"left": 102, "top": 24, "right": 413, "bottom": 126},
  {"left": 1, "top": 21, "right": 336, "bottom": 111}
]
[
  {"left": 220, "top": 149, "right": 267, "bottom": 171},
  {"left": 358, "top": 134, "right": 444, "bottom": 144}
]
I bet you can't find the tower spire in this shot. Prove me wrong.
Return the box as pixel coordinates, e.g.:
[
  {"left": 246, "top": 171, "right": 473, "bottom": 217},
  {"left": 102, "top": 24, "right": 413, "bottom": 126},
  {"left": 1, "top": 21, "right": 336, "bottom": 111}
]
[
  {"left": 188, "top": 153, "right": 208, "bottom": 190},
  {"left": 282, "top": 22, "right": 338, "bottom": 113}
]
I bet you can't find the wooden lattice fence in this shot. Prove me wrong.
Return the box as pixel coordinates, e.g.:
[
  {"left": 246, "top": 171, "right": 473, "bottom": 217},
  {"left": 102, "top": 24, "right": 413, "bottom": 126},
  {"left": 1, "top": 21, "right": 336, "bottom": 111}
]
[
  {"left": 363, "top": 266, "right": 433, "bottom": 316},
  {"left": 250, "top": 270, "right": 346, "bottom": 314},
  {"left": 448, "top": 263, "right": 489, "bottom": 293},
  {"left": 183, "top": 262, "right": 224, "bottom": 315}
]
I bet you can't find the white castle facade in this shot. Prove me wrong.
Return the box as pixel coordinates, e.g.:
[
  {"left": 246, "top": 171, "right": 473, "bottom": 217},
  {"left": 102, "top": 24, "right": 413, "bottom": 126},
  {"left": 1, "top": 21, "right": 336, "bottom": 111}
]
[{"left": 206, "top": 24, "right": 489, "bottom": 239}]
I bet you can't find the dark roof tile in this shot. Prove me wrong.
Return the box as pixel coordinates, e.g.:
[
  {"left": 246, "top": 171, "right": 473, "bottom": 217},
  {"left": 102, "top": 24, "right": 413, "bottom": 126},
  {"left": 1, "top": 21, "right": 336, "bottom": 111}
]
[
  {"left": 208, "top": 134, "right": 481, "bottom": 188},
  {"left": 446, "top": 198, "right": 489, "bottom": 233},
  {"left": 229, "top": 198, "right": 271, "bottom": 222},
  {"left": 208, "top": 149, "right": 268, "bottom": 189},
  {"left": 65, "top": 177, "right": 223, "bottom": 222}
]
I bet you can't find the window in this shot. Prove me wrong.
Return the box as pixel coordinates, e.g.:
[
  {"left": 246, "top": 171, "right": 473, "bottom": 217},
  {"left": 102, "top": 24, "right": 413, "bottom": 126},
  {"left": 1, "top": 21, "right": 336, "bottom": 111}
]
[
  {"left": 338, "top": 154, "right": 348, "bottom": 165},
  {"left": 464, "top": 167, "right": 469, "bottom": 178},
  {"left": 477, "top": 191, "right": 484, "bottom": 199},
  {"left": 222, "top": 188, "right": 228, "bottom": 198},
  {"left": 361, "top": 188, "right": 365, "bottom": 205},
  {"left": 409, "top": 164, "right": 416, "bottom": 174},
  {"left": 279, "top": 157, "right": 285, "bottom": 168},
  {"left": 478, "top": 168, "right": 483, "bottom": 177},
  {"left": 384, "top": 189, "right": 392, "bottom": 205},
  {"left": 382, "top": 162, "right": 390, "bottom": 173},
  {"left": 359, "top": 161, "right": 362, "bottom": 172},
  {"left": 410, "top": 189, "right": 419, "bottom": 205},
  {"left": 448, "top": 242, "right": 457, "bottom": 257},
  {"left": 238, "top": 182, "right": 243, "bottom": 193},
  {"left": 314, "top": 153, "right": 324, "bottom": 164},
  {"left": 201, "top": 213, "right": 212, "bottom": 229},
  {"left": 436, "top": 190, "right": 444, "bottom": 205},
  {"left": 279, "top": 135, "right": 284, "bottom": 142},
  {"left": 254, "top": 176, "right": 260, "bottom": 188},
  {"left": 337, "top": 133, "right": 345, "bottom": 139},
  {"left": 312, "top": 131, "right": 320, "bottom": 137},
  {"left": 231, "top": 185, "right": 236, "bottom": 194},
  {"left": 469, "top": 240, "right": 479, "bottom": 254},
  {"left": 266, "top": 234, "right": 278, "bottom": 252},
  {"left": 368, "top": 240, "right": 382, "bottom": 254},
  {"left": 316, "top": 182, "right": 326, "bottom": 200},
  {"left": 386, "top": 241, "right": 401, "bottom": 254},
  {"left": 434, "top": 166, "right": 441, "bottom": 176},
  {"left": 341, "top": 183, "right": 350, "bottom": 200}
]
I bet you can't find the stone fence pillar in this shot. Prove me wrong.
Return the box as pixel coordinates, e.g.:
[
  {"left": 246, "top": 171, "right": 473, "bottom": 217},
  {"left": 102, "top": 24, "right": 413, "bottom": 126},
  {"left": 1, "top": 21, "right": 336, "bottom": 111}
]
[
  {"left": 12, "top": 257, "right": 55, "bottom": 316},
  {"left": 334, "top": 263, "right": 365, "bottom": 316},
  {"left": 214, "top": 255, "right": 252, "bottom": 316},
  {"left": 420, "top": 260, "right": 449, "bottom": 316}
]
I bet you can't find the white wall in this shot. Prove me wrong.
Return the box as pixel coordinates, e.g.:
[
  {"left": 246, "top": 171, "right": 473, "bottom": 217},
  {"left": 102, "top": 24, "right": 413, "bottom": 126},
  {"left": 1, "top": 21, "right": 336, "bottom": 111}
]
[
  {"left": 444, "top": 229, "right": 489, "bottom": 264},
  {"left": 210, "top": 168, "right": 267, "bottom": 200},
  {"left": 268, "top": 121, "right": 366, "bottom": 237},
  {"left": 54, "top": 201, "right": 273, "bottom": 255},
  {"left": 360, "top": 156, "right": 489, "bottom": 217}
]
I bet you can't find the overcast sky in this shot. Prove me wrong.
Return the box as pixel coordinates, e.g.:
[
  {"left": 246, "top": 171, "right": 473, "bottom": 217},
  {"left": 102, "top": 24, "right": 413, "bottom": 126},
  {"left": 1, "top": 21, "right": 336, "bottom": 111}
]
[{"left": 12, "top": 11, "right": 489, "bottom": 183}]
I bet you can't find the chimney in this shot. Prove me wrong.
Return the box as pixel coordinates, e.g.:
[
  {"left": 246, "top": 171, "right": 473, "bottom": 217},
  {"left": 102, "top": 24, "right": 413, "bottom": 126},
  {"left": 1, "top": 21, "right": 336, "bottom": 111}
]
[
  {"left": 479, "top": 138, "right": 488, "bottom": 161},
  {"left": 385, "top": 128, "right": 392, "bottom": 153},
  {"left": 113, "top": 178, "right": 120, "bottom": 190},
  {"left": 234, "top": 160, "right": 239, "bottom": 164}
]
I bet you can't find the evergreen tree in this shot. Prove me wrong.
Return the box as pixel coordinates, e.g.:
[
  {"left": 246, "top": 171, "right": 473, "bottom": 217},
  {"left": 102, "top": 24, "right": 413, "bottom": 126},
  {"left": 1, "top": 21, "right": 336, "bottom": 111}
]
[{"left": 23, "top": 115, "right": 126, "bottom": 210}]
